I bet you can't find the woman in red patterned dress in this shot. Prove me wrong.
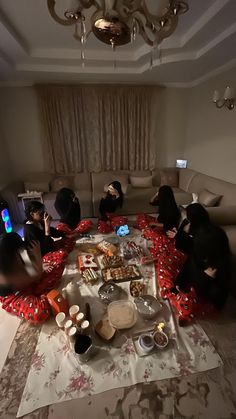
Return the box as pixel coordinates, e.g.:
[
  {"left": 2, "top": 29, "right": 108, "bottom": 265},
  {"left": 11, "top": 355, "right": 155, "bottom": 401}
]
[{"left": 0, "top": 233, "right": 65, "bottom": 324}]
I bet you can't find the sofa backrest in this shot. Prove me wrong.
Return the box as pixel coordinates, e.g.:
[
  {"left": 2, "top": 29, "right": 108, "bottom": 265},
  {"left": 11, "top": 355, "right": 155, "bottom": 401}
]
[
  {"left": 187, "top": 172, "right": 236, "bottom": 206},
  {"left": 179, "top": 168, "right": 198, "bottom": 192},
  {"left": 74, "top": 173, "right": 92, "bottom": 191}
]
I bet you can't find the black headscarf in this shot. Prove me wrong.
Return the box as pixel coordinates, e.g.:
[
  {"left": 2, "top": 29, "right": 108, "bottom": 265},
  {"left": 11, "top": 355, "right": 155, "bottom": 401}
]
[{"left": 54, "top": 188, "right": 81, "bottom": 229}]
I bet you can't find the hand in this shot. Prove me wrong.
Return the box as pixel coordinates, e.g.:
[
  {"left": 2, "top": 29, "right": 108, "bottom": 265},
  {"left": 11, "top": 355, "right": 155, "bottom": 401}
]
[
  {"left": 204, "top": 267, "right": 217, "bottom": 278},
  {"left": 43, "top": 263, "right": 54, "bottom": 273},
  {"left": 166, "top": 227, "right": 177, "bottom": 238},
  {"left": 44, "top": 212, "right": 52, "bottom": 234},
  {"left": 27, "top": 240, "right": 41, "bottom": 261}
]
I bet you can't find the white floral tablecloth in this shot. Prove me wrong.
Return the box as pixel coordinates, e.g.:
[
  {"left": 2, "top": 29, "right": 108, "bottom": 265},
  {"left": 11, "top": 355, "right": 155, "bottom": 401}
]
[{"left": 17, "top": 231, "right": 223, "bottom": 418}]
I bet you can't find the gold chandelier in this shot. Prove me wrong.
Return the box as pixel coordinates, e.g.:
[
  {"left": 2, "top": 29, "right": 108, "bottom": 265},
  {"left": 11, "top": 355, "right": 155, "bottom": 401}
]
[{"left": 47, "top": 0, "right": 189, "bottom": 50}]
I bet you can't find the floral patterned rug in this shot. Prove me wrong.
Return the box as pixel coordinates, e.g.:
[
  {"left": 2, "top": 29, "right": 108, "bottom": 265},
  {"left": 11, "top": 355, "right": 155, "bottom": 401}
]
[
  {"left": 16, "top": 231, "right": 224, "bottom": 418},
  {"left": 0, "top": 229, "right": 236, "bottom": 419}
]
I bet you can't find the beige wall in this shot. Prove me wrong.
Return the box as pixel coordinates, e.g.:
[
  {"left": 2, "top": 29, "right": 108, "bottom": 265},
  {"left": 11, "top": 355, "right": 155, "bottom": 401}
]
[
  {"left": 184, "top": 68, "right": 236, "bottom": 183},
  {"left": 0, "top": 125, "right": 13, "bottom": 188},
  {"left": 157, "top": 87, "right": 188, "bottom": 167},
  {"left": 0, "top": 87, "right": 44, "bottom": 179},
  {"left": 0, "top": 86, "right": 187, "bottom": 178}
]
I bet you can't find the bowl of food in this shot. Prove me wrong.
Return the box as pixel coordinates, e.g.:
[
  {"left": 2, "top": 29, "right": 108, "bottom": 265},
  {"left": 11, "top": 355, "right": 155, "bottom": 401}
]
[
  {"left": 134, "top": 295, "right": 162, "bottom": 320},
  {"left": 98, "top": 282, "right": 122, "bottom": 304},
  {"left": 130, "top": 280, "right": 145, "bottom": 298},
  {"left": 153, "top": 330, "right": 169, "bottom": 349}
]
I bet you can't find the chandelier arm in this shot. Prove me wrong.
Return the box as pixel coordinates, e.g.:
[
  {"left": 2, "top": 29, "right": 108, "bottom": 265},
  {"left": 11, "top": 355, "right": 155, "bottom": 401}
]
[
  {"left": 74, "top": 26, "right": 92, "bottom": 42},
  {"left": 78, "top": 0, "right": 100, "bottom": 9},
  {"left": 158, "top": 16, "right": 178, "bottom": 40},
  {"left": 47, "top": 0, "right": 78, "bottom": 25},
  {"left": 136, "top": 18, "right": 159, "bottom": 47}
]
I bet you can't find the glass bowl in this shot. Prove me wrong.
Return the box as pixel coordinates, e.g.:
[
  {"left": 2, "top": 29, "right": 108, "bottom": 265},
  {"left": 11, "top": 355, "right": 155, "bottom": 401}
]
[{"left": 134, "top": 294, "right": 162, "bottom": 320}]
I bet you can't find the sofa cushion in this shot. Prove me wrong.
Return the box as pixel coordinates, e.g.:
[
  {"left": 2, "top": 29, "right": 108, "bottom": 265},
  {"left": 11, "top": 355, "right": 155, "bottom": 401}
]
[
  {"left": 179, "top": 168, "right": 198, "bottom": 192},
  {"left": 51, "top": 176, "right": 74, "bottom": 192},
  {"left": 198, "top": 189, "right": 222, "bottom": 207},
  {"left": 160, "top": 168, "right": 179, "bottom": 187},
  {"left": 74, "top": 173, "right": 91, "bottom": 191},
  {"left": 130, "top": 170, "right": 152, "bottom": 177},
  {"left": 130, "top": 175, "right": 153, "bottom": 188}
]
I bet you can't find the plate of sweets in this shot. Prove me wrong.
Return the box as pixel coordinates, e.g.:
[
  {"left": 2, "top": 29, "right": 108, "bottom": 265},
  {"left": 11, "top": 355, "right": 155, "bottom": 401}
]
[
  {"left": 97, "top": 240, "right": 117, "bottom": 256},
  {"left": 78, "top": 254, "right": 98, "bottom": 271},
  {"left": 101, "top": 254, "right": 124, "bottom": 268},
  {"left": 130, "top": 280, "right": 145, "bottom": 297},
  {"left": 102, "top": 265, "right": 141, "bottom": 283},
  {"left": 120, "top": 241, "right": 145, "bottom": 260},
  {"left": 77, "top": 243, "right": 101, "bottom": 256}
]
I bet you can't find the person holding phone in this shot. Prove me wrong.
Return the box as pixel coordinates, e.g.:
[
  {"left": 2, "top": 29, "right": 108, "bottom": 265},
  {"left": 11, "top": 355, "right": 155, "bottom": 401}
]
[
  {"left": 24, "top": 201, "right": 63, "bottom": 256},
  {"left": 99, "top": 181, "right": 124, "bottom": 221}
]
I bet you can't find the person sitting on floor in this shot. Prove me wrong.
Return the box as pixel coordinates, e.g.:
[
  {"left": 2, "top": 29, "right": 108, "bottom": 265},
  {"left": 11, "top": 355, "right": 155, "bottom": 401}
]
[
  {"left": 137, "top": 185, "right": 181, "bottom": 235},
  {"left": 149, "top": 185, "right": 181, "bottom": 231},
  {"left": 0, "top": 233, "right": 65, "bottom": 324},
  {"left": 54, "top": 187, "right": 81, "bottom": 230},
  {"left": 24, "top": 201, "right": 63, "bottom": 256},
  {"left": 167, "top": 203, "right": 210, "bottom": 254},
  {"left": 99, "top": 181, "right": 124, "bottom": 221},
  {"left": 54, "top": 188, "right": 93, "bottom": 236},
  {"left": 169, "top": 223, "right": 230, "bottom": 325},
  {"left": 24, "top": 201, "right": 75, "bottom": 266}
]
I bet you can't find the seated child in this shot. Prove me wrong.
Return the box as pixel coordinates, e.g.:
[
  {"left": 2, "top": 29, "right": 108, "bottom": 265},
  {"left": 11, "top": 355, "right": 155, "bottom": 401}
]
[{"left": 0, "top": 233, "right": 65, "bottom": 324}]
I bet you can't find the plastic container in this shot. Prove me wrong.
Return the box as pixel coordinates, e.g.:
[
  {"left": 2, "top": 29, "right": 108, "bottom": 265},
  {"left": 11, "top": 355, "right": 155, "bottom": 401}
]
[
  {"left": 134, "top": 295, "right": 162, "bottom": 320},
  {"left": 108, "top": 300, "right": 137, "bottom": 329}
]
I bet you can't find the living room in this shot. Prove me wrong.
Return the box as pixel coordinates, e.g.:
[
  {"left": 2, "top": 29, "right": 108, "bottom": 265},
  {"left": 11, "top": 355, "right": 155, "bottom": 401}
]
[{"left": 0, "top": 1, "right": 236, "bottom": 418}]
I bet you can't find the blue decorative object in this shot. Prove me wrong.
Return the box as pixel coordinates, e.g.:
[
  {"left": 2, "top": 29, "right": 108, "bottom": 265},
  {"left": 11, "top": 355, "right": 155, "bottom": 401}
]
[
  {"left": 116, "top": 224, "right": 129, "bottom": 237},
  {"left": 1, "top": 208, "right": 13, "bottom": 233}
]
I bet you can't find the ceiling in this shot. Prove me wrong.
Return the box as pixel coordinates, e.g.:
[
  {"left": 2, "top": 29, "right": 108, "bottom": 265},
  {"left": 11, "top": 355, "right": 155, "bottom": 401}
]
[{"left": 0, "top": 0, "right": 236, "bottom": 86}]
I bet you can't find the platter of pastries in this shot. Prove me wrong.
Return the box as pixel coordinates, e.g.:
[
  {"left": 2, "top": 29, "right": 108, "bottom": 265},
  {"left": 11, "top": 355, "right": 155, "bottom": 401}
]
[
  {"left": 102, "top": 265, "right": 141, "bottom": 283},
  {"left": 101, "top": 255, "right": 124, "bottom": 268}
]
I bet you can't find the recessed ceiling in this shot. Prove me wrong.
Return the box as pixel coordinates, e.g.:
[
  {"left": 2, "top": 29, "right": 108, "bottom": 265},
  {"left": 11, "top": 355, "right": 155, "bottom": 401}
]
[{"left": 0, "top": 0, "right": 235, "bottom": 86}]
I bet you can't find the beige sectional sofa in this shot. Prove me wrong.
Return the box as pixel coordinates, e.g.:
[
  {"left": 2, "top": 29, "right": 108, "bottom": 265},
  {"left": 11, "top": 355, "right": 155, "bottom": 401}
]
[{"left": 2, "top": 167, "right": 236, "bottom": 255}]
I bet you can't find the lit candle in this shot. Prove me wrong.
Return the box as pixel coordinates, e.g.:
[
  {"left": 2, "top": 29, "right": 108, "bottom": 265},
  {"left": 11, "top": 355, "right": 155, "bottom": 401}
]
[
  {"left": 224, "top": 86, "right": 232, "bottom": 100},
  {"left": 213, "top": 90, "right": 220, "bottom": 103}
]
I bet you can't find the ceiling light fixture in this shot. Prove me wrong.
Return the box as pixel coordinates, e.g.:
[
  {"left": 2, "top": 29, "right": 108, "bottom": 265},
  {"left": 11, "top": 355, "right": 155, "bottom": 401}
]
[
  {"left": 47, "top": 0, "right": 189, "bottom": 57},
  {"left": 213, "top": 86, "right": 235, "bottom": 110}
]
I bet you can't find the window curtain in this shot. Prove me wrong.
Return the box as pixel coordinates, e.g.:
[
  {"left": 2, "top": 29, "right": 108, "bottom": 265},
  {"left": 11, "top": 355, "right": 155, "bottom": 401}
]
[{"left": 36, "top": 85, "right": 160, "bottom": 173}]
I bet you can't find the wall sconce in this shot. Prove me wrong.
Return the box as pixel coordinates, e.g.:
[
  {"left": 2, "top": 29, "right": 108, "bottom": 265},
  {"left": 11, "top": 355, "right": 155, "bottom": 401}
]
[{"left": 213, "top": 86, "right": 234, "bottom": 110}]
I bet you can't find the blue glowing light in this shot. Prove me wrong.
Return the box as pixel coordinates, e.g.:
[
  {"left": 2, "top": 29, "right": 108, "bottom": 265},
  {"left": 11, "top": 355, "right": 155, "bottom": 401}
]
[
  {"left": 116, "top": 224, "right": 129, "bottom": 237},
  {"left": 1, "top": 208, "right": 13, "bottom": 233}
]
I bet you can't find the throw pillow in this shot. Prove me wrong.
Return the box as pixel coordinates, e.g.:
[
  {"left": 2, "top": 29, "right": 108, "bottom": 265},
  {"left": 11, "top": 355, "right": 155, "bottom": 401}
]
[
  {"left": 160, "top": 168, "right": 179, "bottom": 187},
  {"left": 198, "top": 189, "right": 222, "bottom": 207},
  {"left": 51, "top": 176, "right": 74, "bottom": 192},
  {"left": 130, "top": 175, "right": 153, "bottom": 188}
]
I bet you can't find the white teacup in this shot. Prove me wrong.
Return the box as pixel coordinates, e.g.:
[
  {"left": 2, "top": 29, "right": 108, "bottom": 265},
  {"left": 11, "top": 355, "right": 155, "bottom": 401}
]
[
  {"left": 69, "top": 305, "right": 80, "bottom": 319},
  {"left": 55, "top": 312, "right": 66, "bottom": 328}
]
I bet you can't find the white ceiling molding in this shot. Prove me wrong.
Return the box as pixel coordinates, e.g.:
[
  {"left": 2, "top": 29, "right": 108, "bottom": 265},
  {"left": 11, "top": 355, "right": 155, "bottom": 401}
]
[
  {"left": 163, "top": 58, "right": 236, "bottom": 88},
  {"left": 180, "top": 0, "right": 231, "bottom": 47},
  {"left": 0, "top": 0, "right": 236, "bottom": 85}
]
